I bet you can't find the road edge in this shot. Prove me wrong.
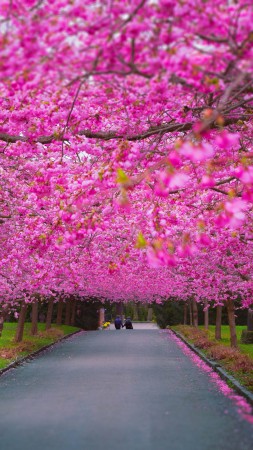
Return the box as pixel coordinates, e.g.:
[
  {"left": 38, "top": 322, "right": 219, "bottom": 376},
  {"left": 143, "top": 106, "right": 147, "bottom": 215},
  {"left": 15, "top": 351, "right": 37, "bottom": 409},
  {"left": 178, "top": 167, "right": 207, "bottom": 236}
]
[
  {"left": 169, "top": 327, "right": 253, "bottom": 407},
  {"left": 0, "top": 329, "right": 83, "bottom": 378}
]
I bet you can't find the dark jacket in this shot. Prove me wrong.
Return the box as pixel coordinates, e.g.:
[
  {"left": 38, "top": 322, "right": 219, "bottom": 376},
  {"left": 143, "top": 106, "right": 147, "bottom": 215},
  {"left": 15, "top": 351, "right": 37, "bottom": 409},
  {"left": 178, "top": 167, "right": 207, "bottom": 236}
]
[
  {"left": 123, "top": 319, "right": 133, "bottom": 329},
  {"left": 114, "top": 317, "right": 123, "bottom": 329}
]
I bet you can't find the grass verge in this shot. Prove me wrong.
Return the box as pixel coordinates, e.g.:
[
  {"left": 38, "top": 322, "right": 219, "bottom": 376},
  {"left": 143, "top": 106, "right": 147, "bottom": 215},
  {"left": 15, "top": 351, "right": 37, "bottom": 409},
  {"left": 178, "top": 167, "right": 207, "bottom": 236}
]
[
  {"left": 0, "top": 322, "right": 80, "bottom": 370},
  {"left": 172, "top": 325, "right": 253, "bottom": 393}
]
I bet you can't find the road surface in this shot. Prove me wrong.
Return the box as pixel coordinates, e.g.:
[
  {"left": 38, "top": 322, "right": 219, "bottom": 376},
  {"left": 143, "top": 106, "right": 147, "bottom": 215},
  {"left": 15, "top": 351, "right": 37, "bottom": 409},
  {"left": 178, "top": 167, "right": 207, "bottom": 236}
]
[{"left": 0, "top": 327, "right": 252, "bottom": 449}]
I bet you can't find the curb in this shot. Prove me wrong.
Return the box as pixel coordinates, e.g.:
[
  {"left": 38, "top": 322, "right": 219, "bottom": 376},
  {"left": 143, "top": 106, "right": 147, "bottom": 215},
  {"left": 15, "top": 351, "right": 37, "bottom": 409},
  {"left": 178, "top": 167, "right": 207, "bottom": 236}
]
[
  {"left": 169, "top": 328, "right": 253, "bottom": 407},
  {"left": 0, "top": 329, "right": 82, "bottom": 378}
]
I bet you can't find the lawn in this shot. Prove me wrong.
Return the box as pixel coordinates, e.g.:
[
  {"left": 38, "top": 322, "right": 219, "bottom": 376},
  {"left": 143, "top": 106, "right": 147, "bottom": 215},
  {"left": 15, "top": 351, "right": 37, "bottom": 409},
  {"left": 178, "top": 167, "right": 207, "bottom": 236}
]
[
  {"left": 0, "top": 322, "right": 80, "bottom": 370},
  {"left": 199, "top": 325, "right": 253, "bottom": 360}
]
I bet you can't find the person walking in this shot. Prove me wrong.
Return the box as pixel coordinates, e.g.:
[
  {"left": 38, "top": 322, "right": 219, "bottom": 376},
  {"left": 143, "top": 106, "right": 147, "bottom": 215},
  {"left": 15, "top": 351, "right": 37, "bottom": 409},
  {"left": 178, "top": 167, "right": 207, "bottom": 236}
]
[
  {"left": 114, "top": 315, "right": 123, "bottom": 330},
  {"left": 122, "top": 317, "right": 133, "bottom": 329}
]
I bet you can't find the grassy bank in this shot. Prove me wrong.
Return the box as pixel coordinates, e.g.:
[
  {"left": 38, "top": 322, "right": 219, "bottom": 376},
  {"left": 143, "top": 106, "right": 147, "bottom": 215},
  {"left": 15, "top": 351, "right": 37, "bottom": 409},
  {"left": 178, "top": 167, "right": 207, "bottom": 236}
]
[
  {"left": 199, "top": 325, "right": 253, "bottom": 359},
  {"left": 0, "top": 323, "right": 80, "bottom": 370},
  {"left": 172, "top": 325, "right": 253, "bottom": 392}
]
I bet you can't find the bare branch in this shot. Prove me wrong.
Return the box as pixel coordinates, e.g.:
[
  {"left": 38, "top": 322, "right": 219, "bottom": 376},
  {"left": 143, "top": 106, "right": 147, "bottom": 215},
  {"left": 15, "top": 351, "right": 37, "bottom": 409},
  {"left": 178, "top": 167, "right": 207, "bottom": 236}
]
[
  {"left": 223, "top": 96, "right": 253, "bottom": 114},
  {"left": 218, "top": 73, "right": 246, "bottom": 111},
  {"left": 216, "top": 177, "right": 236, "bottom": 186},
  {"left": 61, "top": 80, "right": 84, "bottom": 160},
  {"left": 197, "top": 33, "right": 228, "bottom": 43},
  {"left": 30, "top": 0, "right": 45, "bottom": 12},
  {"left": 118, "top": 0, "right": 147, "bottom": 30},
  {"left": 0, "top": 115, "right": 249, "bottom": 145}
]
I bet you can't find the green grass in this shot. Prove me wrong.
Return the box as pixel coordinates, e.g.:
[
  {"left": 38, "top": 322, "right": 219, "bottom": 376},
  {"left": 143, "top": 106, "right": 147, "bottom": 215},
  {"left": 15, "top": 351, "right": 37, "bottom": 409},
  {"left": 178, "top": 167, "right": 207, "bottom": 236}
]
[
  {"left": 0, "top": 322, "right": 80, "bottom": 370},
  {"left": 199, "top": 325, "right": 253, "bottom": 360}
]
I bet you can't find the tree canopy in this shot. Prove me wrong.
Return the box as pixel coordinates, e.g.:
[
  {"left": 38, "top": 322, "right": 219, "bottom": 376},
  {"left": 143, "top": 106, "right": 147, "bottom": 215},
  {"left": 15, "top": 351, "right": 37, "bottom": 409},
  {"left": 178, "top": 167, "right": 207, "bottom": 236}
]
[{"left": 0, "top": 0, "right": 252, "bottom": 308}]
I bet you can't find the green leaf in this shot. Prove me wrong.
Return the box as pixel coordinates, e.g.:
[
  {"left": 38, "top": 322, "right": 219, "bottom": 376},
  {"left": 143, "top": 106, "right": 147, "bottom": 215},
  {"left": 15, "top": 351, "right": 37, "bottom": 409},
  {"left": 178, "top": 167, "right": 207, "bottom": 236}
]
[
  {"left": 116, "top": 168, "right": 129, "bottom": 184},
  {"left": 136, "top": 232, "right": 147, "bottom": 249}
]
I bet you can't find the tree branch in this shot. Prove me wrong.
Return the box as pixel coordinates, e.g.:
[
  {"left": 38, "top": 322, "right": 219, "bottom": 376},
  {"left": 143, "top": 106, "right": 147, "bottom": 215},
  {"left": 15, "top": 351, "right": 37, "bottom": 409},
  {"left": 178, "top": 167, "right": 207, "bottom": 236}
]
[
  {"left": 197, "top": 33, "right": 228, "bottom": 43},
  {"left": 0, "top": 115, "right": 249, "bottom": 145}
]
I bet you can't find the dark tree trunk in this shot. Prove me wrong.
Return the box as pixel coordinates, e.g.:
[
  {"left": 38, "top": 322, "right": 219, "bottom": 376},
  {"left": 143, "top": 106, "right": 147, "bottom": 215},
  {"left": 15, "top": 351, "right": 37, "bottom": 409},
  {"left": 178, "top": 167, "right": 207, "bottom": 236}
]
[
  {"left": 71, "top": 300, "right": 77, "bottom": 326},
  {"left": 241, "top": 308, "right": 253, "bottom": 343},
  {"left": 116, "top": 302, "right": 124, "bottom": 321},
  {"left": 30, "top": 301, "right": 38, "bottom": 335},
  {"left": 227, "top": 299, "right": 237, "bottom": 348},
  {"left": 192, "top": 299, "right": 198, "bottom": 327},
  {"left": 0, "top": 308, "right": 9, "bottom": 336},
  {"left": 46, "top": 298, "right": 54, "bottom": 330},
  {"left": 183, "top": 303, "right": 187, "bottom": 325},
  {"left": 247, "top": 308, "right": 253, "bottom": 331},
  {"left": 0, "top": 313, "right": 4, "bottom": 337},
  {"left": 189, "top": 300, "right": 193, "bottom": 326},
  {"left": 65, "top": 299, "right": 71, "bottom": 325},
  {"left": 56, "top": 299, "right": 64, "bottom": 325},
  {"left": 15, "top": 304, "right": 28, "bottom": 343},
  {"left": 204, "top": 300, "right": 209, "bottom": 330},
  {"left": 215, "top": 305, "right": 222, "bottom": 340}
]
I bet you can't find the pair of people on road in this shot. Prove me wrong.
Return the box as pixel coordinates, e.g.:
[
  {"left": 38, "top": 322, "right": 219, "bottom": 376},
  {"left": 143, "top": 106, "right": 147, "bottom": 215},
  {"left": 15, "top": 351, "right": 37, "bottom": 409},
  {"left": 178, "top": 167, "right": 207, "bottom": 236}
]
[{"left": 114, "top": 316, "right": 133, "bottom": 330}]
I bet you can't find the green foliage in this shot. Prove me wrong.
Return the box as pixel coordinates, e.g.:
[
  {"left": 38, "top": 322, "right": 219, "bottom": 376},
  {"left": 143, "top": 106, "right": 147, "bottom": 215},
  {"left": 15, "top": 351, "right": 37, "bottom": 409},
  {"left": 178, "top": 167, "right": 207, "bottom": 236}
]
[
  {"left": 124, "top": 303, "right": 148, "bottom": 321},
  {"left": 153, "top": 301, "right": 184, "bottom": 328},
  {"left": 75, "top": 299, "right": 100, "bottom": 330}
]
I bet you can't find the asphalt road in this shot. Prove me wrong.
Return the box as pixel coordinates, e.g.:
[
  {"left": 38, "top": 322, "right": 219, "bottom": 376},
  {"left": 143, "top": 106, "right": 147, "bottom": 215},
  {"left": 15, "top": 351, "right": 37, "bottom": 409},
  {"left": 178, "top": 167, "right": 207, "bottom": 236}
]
[{"left": 0, "top": 328, "right": 252, "bottom": 450}]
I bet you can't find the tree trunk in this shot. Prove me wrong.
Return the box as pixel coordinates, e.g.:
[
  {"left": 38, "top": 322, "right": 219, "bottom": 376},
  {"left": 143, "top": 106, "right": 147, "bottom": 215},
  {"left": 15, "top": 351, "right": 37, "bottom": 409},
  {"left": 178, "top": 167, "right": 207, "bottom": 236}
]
[
  {"left": 227, "top": 299, "right": 237, "bottom": 348},
  {"left": 183, "top": 303, "right": 187, "bottom": 325},
  {"left": 70, "top": 300, "right": 76, "bottom": 326},
  {"left": 116, "top": 302, "right": 124, "bottom": 321},
  {"left": 99, "top": 307, "right": 105, "bottom": 328},
  {"left": 147, "top": 307, "right": 153, "bottom": 322},
  {"left": 56, "top": 299, "right": 64, "bottom": 325},
  {"left": 46, "top": 298, "right": 54, "bottom": 330},
  {"left": 15, "top": 304, "right": 28, "bottom": 343},
  {"left": 0, "top": 313, "right": 5, "bottom": 338},
  {"left": 204, "top": 300, "right": 209, "bottom": 330},
  {"left": 133, "top": 303, "right": 138, "bottom": 321},
  {"left": 215, "top": 305, "right": 222, "bottom": 340},
  {"left": 65, "top": 299, "right": 71, "bottom": 325},
  {"left": 192, "top": 299, "right": 198, "bottom": 327},
  {"left": 189, "top": 300, "right": 193, "bottom": 326},
  {"left": 247, "top": 308, "right": 253, "bottom": 331},
  {"left": 30, "top": 301, "right": 38, "bottom": 335},
  {"left": 0, "top": 307, "right": 9, "bottom": 336},
  {"left": 137, "top": 303, "right": 142, "bottom": 320},
  {"left": 241, "top": 308, "right": 253, "bottom": 344}
]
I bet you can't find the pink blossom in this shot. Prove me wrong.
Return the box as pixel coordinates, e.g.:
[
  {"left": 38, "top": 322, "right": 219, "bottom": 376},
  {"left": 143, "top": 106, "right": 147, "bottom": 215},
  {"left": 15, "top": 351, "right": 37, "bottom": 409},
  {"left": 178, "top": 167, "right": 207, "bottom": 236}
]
[
  {"left": 179, "top": 141, "right": 214, "bottom": 162},
  {"left": 215, "top": 131, "right": 240, "bottom": 150}
]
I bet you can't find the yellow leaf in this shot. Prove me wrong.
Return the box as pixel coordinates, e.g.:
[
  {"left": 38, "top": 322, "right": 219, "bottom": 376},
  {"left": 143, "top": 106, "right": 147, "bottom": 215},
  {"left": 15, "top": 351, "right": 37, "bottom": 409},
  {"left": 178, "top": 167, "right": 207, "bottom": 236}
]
[
  {"left": 116, "top": 168, "right": 129, "bottom": 184},
  {"left": 136, "top": 232, "right": 147, "bottom": 249}
]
